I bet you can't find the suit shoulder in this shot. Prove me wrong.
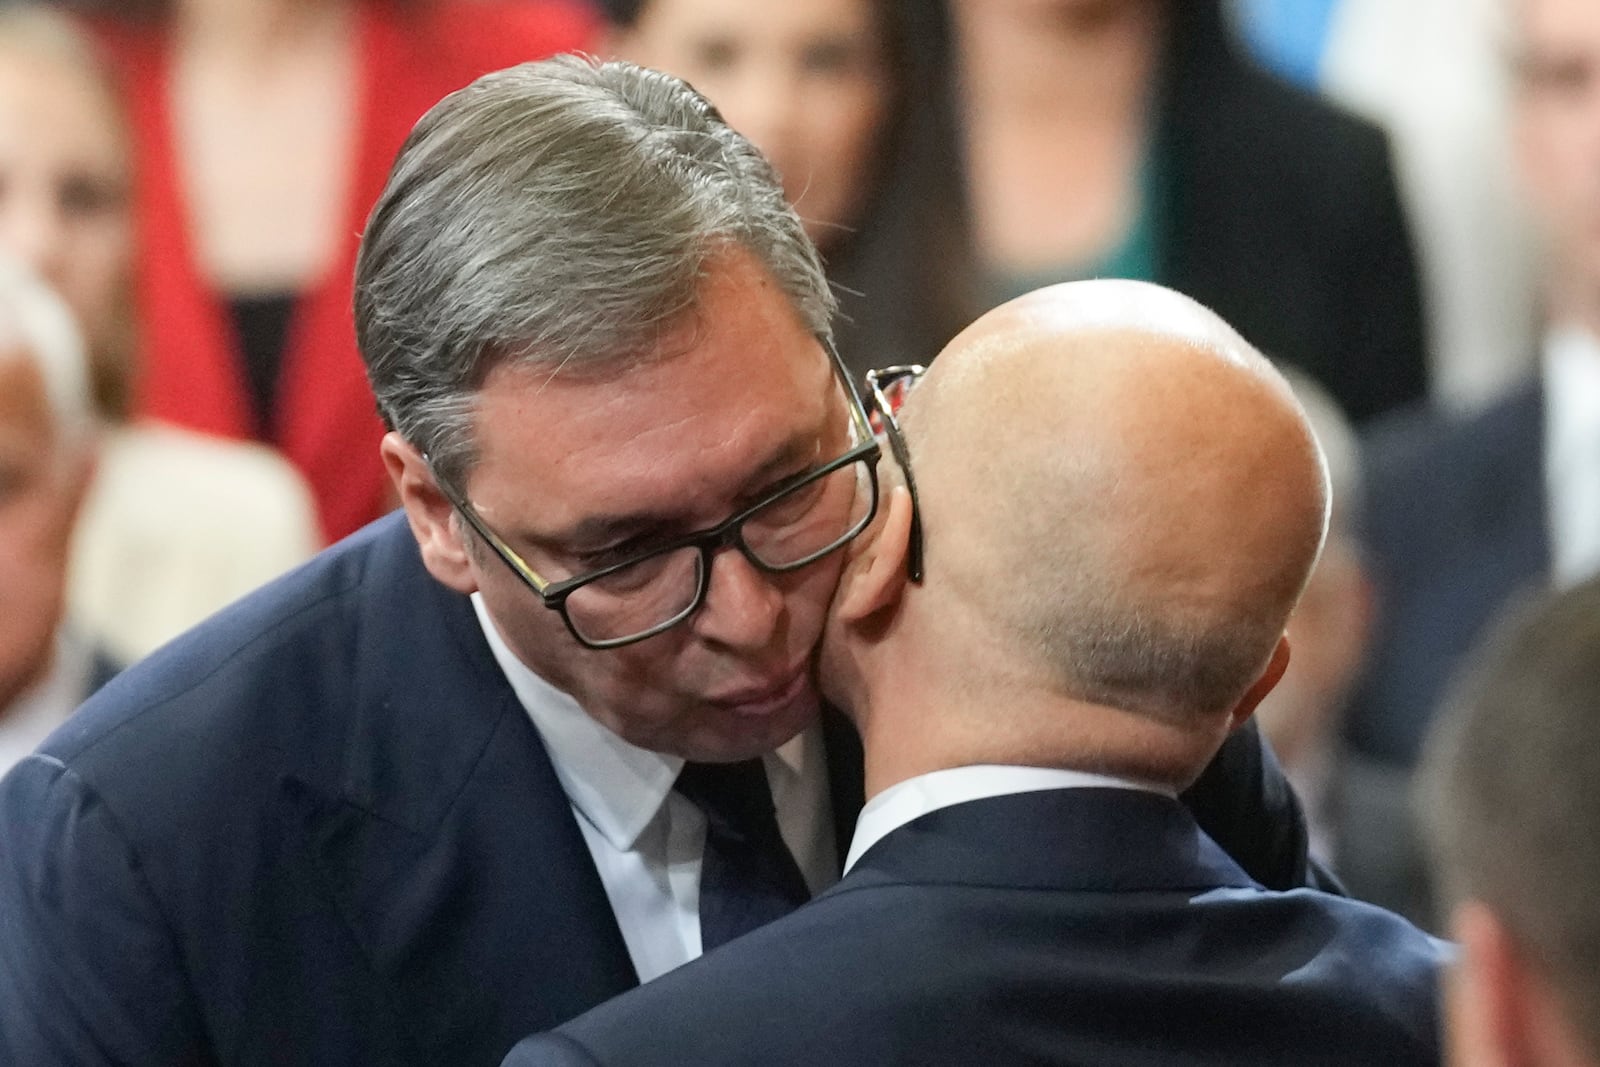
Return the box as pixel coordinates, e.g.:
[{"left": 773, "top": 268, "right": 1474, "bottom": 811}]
[
  {"left": 29, "top": 517, "right": 420, "bottom": 816},
  {"left": 1363, "top": 382, "right": 1542, "bottom": 527}
]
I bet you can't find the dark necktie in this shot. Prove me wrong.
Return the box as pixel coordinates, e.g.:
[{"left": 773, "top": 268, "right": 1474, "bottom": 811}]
[{"left": 675, "top": 759, "right": 812, "bottom": 951}]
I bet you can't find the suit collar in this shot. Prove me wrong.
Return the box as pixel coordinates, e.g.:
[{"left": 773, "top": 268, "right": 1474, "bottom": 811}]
[
  {"left": 846, "top": 766, "right": 1173, "bottom": 873},
  {"left": 842, "top": 787, "right": 1256, "bottom": 895}
]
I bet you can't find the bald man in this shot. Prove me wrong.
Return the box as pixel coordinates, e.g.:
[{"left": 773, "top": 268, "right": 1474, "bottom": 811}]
[{"left": 502, "top": 281, "right": 1448, "bottom": 1066}]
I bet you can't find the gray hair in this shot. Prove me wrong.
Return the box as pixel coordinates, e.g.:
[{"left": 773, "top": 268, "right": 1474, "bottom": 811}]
[
  {"left": 0, "top": 257, "right": 94, "bottom": 446},
  {"left": 354, "top": 54, "right": 835, "bottom": 490},
  {"left": 1418, "top": 574, "right": 1600, "bottom": 1062}
]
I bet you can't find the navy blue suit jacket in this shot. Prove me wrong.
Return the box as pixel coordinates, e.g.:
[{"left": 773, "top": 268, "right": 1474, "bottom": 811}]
[
  {"left": 1347, "top": 379, "right": 1548, "bottom": 766},
  {"left": 0, "top": 515, "right": 1318, "bottom": 1066},
  {"left": 505, "top": 788, "right": 1447, "bottom": 1066}
]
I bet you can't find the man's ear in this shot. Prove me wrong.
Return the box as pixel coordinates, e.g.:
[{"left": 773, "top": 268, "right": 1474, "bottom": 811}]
[
  {"left": 834, "top": 485, "right": 915, "bottom": 626},
  {"left": 1227, "top": 634, "right": 1291, "bottom": 732},
  {"left": 1448, "top": 900, "right": 1540, "bottom": 1067},
  {"left": 380, "top": 432, "right": 478, "bottom": 594}
]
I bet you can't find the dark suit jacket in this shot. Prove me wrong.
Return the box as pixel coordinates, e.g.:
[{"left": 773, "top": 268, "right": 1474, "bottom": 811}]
[
  {"left": 0, "top": 514, "right": 1317, "bottom": 1066},
  {"left": 1346, "top": 378, "right": 1548, "bottom": 766},
  {"left": 505, "top": 788, "right": 1447, "bottom": 1067}
]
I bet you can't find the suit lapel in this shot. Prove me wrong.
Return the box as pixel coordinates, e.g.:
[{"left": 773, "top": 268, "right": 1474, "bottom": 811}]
[
  {"left": 283, "top": 519, "right": 636, "bottom": 1059},
  {"left": 845, "top": 788, "right": 1257, "bottom": 895}
]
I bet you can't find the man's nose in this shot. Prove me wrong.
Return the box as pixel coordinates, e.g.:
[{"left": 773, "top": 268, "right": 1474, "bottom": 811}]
[{"left": 690, "top": 546, "right": 785, "bottom": 651}]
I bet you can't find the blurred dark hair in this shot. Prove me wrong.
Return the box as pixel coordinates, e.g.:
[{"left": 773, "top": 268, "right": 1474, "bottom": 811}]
[
  {"left": 822, "top": 0, "right": 976, "bottom": 379},
  {"left": 1419, "top": 574, "right": 1600, "bottom": 1062}
]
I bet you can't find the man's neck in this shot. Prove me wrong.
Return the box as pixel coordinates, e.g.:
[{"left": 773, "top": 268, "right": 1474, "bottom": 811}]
[
  {"left": 174, "top": 0, "right": 351, "bottom": 59},
  {"left": 853, "top": 675, "right": 1206, "bottom": 801},
  {"left": 1543, "top": 277, "right": 1600, "bottom": 345}
]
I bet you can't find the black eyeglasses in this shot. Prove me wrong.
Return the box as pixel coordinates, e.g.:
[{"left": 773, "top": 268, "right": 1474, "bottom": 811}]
[
  {"left": 430, "top": 341, "right": 883, "bottom": 650},
  {"left": 864, "top": 365, "right": 926, "bottom": 583}
]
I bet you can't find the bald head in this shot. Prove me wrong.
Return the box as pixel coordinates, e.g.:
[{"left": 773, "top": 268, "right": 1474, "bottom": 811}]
[{"left": 899, "top": 280, "right": 1328, "bottom": 725}]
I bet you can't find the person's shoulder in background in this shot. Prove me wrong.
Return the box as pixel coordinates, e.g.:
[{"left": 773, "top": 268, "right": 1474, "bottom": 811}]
[
  {"left": 1347, "top": 378, "right": 1547, "bottom": 766},
  {"left": 69, "top": 421, "right": 322, "bottom": 664}
]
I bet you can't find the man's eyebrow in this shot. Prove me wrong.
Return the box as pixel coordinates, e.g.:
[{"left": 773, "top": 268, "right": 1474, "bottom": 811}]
[{"left": 515, "top": 431, "right": 825, "bottom": 553}]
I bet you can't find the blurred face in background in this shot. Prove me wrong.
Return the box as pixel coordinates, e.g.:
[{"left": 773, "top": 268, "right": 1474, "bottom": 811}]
[
  {"left": 1513, "top": 0, "right": 1600, "bottom": 297},
  {"left": 1252, "top": 533, "right": 1372, "bottom": 774},
  {"left": 0, "top": 351, "right": 89, "bottom": 713},
  {"left": 0, "top": 42, "right": 132, "bottom": 365},
  {"left": 610, "top": 0, "right": 892, "bottom": 250}
]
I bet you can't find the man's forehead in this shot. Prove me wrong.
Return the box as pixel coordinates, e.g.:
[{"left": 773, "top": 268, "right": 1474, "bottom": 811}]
[
  {"left": 465, "top": 289, "right": 842, "bottom": 542},
  {"left": 1515, "top": 0, "right": 1600, "bottom": 53}
]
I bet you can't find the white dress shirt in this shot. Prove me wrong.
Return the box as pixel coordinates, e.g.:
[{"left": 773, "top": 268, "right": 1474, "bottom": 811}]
[
  {"left": 471, "top": 595, "right": 836, "bottom": 982},
  {"left": 1543, "top": 326, "right": 1600, "bottom": 588},
  {"left": 845, "top": 764, "right": 1173, "bottom": 873}
]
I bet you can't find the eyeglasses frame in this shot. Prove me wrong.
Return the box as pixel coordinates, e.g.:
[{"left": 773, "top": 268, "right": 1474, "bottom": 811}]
[
  {"left": 427, "top": 338, "right": 884, "bottom": 650},
  {"left": 863, "top": 364, "right": 926, "bottom": 583}
]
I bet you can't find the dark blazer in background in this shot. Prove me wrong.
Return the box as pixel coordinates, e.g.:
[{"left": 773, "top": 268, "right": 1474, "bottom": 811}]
[
  {"left": 0, "top": 515, "right": 1317, "bottom": 1066},
  {"left": 1347, "top": 378, "right": 1548, "bottom": 767},
  {"left": 505, "top": 789, "right": 1446, "bottom": 1067},
  {"left": 1159, "top": 1, "right": 1429, "bottom": 424}
]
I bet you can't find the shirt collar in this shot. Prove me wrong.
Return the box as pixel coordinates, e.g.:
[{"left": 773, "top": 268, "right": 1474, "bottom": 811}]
[
  {"left": 470, "top": 594, "right": 810, "bottom": 851},
  {"left": 844, "top": 763, "right": 1172, "bottom": 874},
  {"left": 1543, "top": 324, "right": 1600, "bottom": 444}
]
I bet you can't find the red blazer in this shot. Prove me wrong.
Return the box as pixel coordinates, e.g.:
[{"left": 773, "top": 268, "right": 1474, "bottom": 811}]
[{"left": 100, "top": 2, "right": 597, "bottom": 542}]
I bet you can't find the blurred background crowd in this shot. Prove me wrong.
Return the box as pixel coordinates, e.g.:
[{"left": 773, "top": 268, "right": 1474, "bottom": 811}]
[{"left": 0, "top": 0, "right": 1595, "bottom": 934}]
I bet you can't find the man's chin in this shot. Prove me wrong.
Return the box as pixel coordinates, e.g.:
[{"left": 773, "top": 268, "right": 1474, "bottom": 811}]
[{"left": 679, "top": 690, "right": 823, "bottom": 763}]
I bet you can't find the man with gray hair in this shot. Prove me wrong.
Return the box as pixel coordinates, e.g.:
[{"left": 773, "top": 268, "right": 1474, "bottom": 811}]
[
  {"left": 506, "top": 279, "right": 1447, "bottom": 1066},
  {"left": 0, "top": 57, "right": 1321, "bottom": 1066},
  {"left": 0, "top": 262, "right": 115, "bottom": 774},
  {"left": 1419, "top": 574, "right": 1600, "bottom": 1067}
]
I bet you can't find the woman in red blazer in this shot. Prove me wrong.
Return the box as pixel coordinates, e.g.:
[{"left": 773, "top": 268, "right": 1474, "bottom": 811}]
[{"left": 89, "top": 0, "right": 596, "bottom": 542}]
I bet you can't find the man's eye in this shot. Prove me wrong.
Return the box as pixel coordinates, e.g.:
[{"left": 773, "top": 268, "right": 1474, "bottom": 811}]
[
  {"left": 800, "top": 39, "right": 864, "bottom": 78},
  {"left": 577, "top": 537, "right": 658, "bottom": 571},
  {"left": 1523, "top": 53, "right": 1595, "bottom": 95},
  {"left": 59, "top": 175, "right": 126, "bottom": 219},
  {"left": 0, "top": 467, "right": 28, "bottom": 507},
  {"left": 756, "top": 477, "right": 825, "bottom": 526}
]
